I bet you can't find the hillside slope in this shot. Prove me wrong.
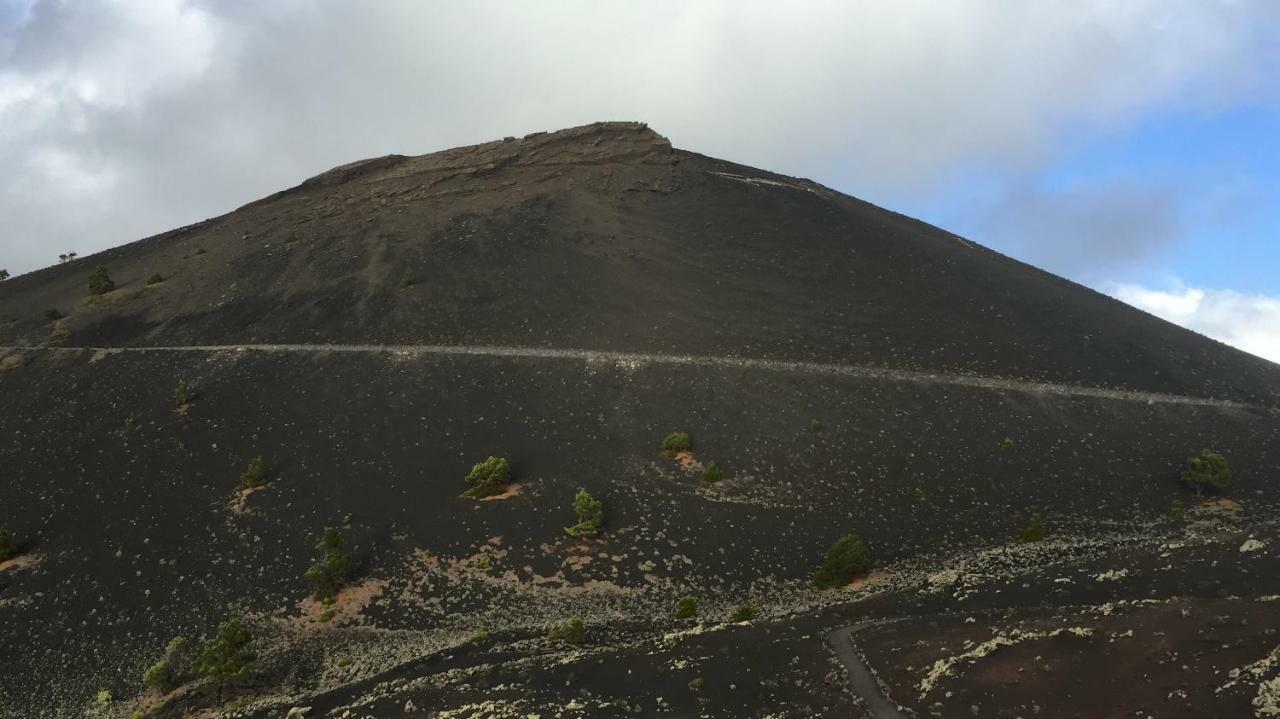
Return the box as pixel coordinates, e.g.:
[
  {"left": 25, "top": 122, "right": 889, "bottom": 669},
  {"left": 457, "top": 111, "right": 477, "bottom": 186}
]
[
  {"left": 2, "top": 123, "right": 1279, "bottom": 718},
  {"left": 1, "top": 121, "right": 1277, "bottom": 403}
]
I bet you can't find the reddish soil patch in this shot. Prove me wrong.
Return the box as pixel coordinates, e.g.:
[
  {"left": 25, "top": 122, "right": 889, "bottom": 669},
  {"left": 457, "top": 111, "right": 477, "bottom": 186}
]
[
  {"left": 479, "top": 483, "right": 522, "bottom": 501},
  {"left": 673, "top": 450, "right": 704, "bottom": 473},
  {"left": 0, "top": 553, "right": 40, "bottom": 574},
  {"left": 295, "top": 578, "right": 388, "bottom": 631},
  {"left": 227, "top": 484, "right": 266, "bottom": 514}
]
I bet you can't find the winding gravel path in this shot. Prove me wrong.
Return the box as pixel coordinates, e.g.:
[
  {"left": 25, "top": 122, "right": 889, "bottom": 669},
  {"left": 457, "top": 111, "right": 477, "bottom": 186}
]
[
  {"left": 3, "top": 342, "right": 1263, "bottom": 410},
  {"left": 828, "top": 627, "right": 909, "bottom": 719}
]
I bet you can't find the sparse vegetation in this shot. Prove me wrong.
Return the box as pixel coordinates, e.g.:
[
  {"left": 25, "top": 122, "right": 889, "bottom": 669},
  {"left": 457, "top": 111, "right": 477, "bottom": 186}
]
[
  {"left": 237, "top": 456, "right": 267, "bottom": 490},
  {"left": 398, "top": 276, "right": 416, "bottom": 290},
  {"left": 729, "top": 601, "right": 759, "bottom": 622},
  {"left": 174, "top": 380, "right": 190, "bottom": 408},
  {"left": 548, "top": 617, "right": 585, "bottom": 644},
  {"left": 914, "top": 487, "right": 927, "bottom": 503},
  {"left": 674, "top": 595, "right": 697, "bottom": 620},
  {"left": 304, "top": 527, "right": 351, "bottom": 604},
  {"left": 87, "top": 265, "right": 115, "bottom": 295},
  {"left": 463, "top": 455, "right": 511, "bottom": 498},
  {"left": 474, "top": 554, "right": 492, "bottom": 571},
  {"left": 700, "top": 460, "right": 723, "bottom": 484},
  {"left": 58, "top": 252, "right": 78, "bottom": 264},
  {"left": 146, "top": 272, "right": 164, "bottom": 285},
  {"left": 141, "top": 637, "right": 191, "bottom": 692},
  {"left": 193, "top": 619, "right": 254, "bottom": 683},
  {"left": 0, "top": 528, "right": 17, "bottom": 562},
  {"left": 1021, "top": 512, "right": 1047, "bottom": 543},
  {"left": 813, "top": 534, "right": 872, "bottom": 589},
  {"left": 810, "top": 418, "right": 822, "bottom": 431},
  {"left": 193, "top": 247, "right": 207, "bottom": 255},
  {"left": 469, "top": 627, "right": 489, "bottom": 644},
  {"left": 1180, "top": 449, "right": 1231, "bottom": 497},
  {"left": 1000, "top": 437, "right": 1015, "bottom": 450},
  {"left": 1170, "top": 497, "right": 1186, "bottom": 522},
  {"left": 661, "top": 431, "right": 691, "bottom": 457},
  {"left": 564, "top": 488, "right": 604, "bottom": 537},
  {"left": 43, "top": 308, "right": 64, "bottom": 322}
]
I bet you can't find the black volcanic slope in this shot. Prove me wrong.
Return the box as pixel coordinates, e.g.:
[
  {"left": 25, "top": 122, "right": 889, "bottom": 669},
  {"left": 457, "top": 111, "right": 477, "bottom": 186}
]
[
  {"left": 2, "top": 123, "right": 1280, "bottom": 719},
  {"left": 1, "top": 121, "right": 1277, "bottom": 403}
]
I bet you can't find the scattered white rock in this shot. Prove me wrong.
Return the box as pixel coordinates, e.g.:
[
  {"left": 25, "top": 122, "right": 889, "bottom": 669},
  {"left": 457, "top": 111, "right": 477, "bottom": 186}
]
[{"left": 1240, "top": 538, "right": 1266, "bottom": 553}]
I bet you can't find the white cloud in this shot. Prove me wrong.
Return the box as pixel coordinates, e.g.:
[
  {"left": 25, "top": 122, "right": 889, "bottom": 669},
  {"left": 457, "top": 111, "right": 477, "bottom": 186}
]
[
  {"left": 0, "top": 1, "right": 1277, "bottom": 274},
  {"left": 1109, "top": 282, "right": 1280, "bottom": 364}
]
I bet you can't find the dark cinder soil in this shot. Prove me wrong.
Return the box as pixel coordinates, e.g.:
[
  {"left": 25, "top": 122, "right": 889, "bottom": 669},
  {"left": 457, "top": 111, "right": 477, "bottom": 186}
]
[{"left": 1, "top": 122, "right": 1278, "bottom": 718}]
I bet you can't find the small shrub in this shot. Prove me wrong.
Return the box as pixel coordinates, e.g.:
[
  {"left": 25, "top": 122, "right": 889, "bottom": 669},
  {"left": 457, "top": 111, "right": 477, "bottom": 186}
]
[
  {"left": 474, "top": 554, "right": 492, "bottom": 571},
  {"left": 564, "top": 489, "right": 604, "bottom": 537},
  {"left": 174, "top": 380, "right": 190, "bottom": 408},
  {"left": 729, "top": 601, "right": 759, "bottom": 622},
  {"left": 674, "top": 595, "right": 697, "bottom": 620},
  {"left": 548, "top": 617, "right": 585, "bottom": 644},
  {"left": 810, "top": 418, "right": 822, "bottom": 431},
  {"left": 304, "top": 527, "right": 350, "bottom": 604},
  {"left": 146, "top": 272, "right": 164, "bottom": 285},
  {"left": 193, "top": 247, "right": 208, "bottom": 255},
  {"left": 398, "top": 277, "right": 416, "bottom": 290},
  {"left": 88, "top": 265, "right": 115, "bottom": 295},
  {"left": 1180, "top": 449, "right": 1230, "bottom": 497},
  {"left": 1000, "top": 437, "right": 1015, "bottom": 450},
  {"left": 141, "top": 637, "right": 190, "bottom": 691},
  {"left": 1170, "top": 497, "right": 1186, "bottom": 522},
  {"left": 463, "top": 456, "right": 510, "bottom": 498},
  {"left": 95, "top": 689, "right": 112, "bottom": 705},
  {"left": 237, "top": 456, "right": 266, "bottom": 490},
  {"left": 913, "top": 487, "right": 927, "bottom": 503},
  {"left": 813, "top": 534, "right": 872, "bottom": 589},
  {"left": 0, "top": 269, "right": 7, "bottom": 280},
  {"left": 44, "top": 308, "right": 64, "bottom": 322},
  {"left": 193, "top": 619, "right": 254, "bottom": 683},
  {"left": 469, "top": 627, "right": 489, "bottom": 644},
  {"left": 1021, "top": 512, "right": 1046, "bottom": 543},
  {"left": 661, "top": 431, "right": 691, "bottom": 457},
  {"left": 688, "top": 677, "right": 705, "bottom": 692},
  {"left": 700, "top": 461, "right": 723, "bottom": 484},
  {"left": 318, "top": 608, "right": 335, "bottom": 623},
  {"left": 0, "top": 528, "right": 17, "bottom": 562}
]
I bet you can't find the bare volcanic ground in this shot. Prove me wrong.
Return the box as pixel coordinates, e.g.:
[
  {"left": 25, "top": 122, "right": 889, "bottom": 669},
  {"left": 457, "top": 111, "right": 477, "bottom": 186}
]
[
  {"left": 2, "top": 123, "right": 1280, "bottom": 717},
  {"left": 0, "top": 346, "right": 1279, "bottom": 717}
]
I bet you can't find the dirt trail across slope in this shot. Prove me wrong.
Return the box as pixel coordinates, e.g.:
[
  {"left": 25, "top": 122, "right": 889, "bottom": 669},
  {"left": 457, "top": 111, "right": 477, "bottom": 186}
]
[
  {"left": 828, "top": 627, "right": 910, "bottom": 719},
  {"left": 4, "top": 343, "right": 1266, "bottom": 410}
]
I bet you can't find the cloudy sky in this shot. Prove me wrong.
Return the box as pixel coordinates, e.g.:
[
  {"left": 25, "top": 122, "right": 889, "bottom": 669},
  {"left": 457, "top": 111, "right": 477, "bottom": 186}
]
[{"left": 1, "top": 1, "right": 1278, "bottom": 360}]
